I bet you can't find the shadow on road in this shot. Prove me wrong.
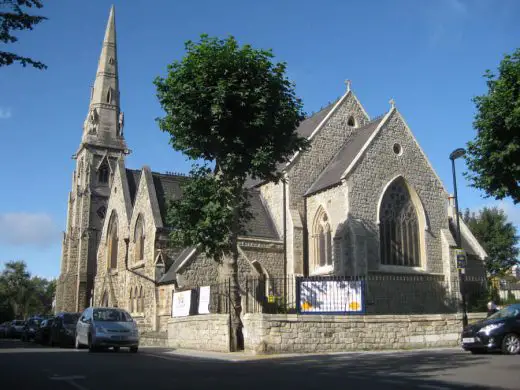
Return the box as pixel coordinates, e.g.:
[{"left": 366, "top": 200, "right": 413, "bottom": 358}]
[{"left": 0, "top": 338, "right": 515, "bottom": 390}]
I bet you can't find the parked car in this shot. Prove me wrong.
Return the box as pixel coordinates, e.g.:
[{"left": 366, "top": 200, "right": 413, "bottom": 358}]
[
  {"left": 0, "top": 322, "right": 10, "bottom": 338},
  {"left": 8, "top": 320, "right": 25, "bottom": 338},
  {"left": 21, "top": 317, "right": 45, "bottom": 341},
  {"left": 75, "top": 307, "right": 139, "bottom": 353},
  {"left": 50, "top": 312, "right": 80, "bottom": 347},
  {"left": 461, "top": 303, "right": 520, "bottom": 355},
  {"left": 35, "top": 318, "right": 54, "bottom": 345}
]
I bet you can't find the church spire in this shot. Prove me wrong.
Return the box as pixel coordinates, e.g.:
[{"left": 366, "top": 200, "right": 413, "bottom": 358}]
[{"left": 81, "top": 5, "right": 126, "bottom": 152}]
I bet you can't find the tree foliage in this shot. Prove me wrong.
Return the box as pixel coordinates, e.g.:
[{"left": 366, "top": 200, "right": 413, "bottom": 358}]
[
  {"left": 463, "top": 207, "right": 519, "bottom": 276},
  {"left": 0, "top": 0, "right": 47, "bottom": 69},
  {"left": 465, "top": 48, "right": 520, "bottom": 203},
  {"left": 155, "top": 35, "right": 308, "bottom": 350},
  {"left": 0, "top": 260, "right": 55, "bottom": 321}
]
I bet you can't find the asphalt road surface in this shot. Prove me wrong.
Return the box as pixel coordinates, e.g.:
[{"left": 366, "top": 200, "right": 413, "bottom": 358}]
[{"left": 1, "top": 339, "right": 519, "bottom": 389}]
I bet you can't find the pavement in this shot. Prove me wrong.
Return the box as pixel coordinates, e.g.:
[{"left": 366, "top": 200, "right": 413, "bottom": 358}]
[{"left": 1, "top": 338, "right": 519, "bottom": 389}]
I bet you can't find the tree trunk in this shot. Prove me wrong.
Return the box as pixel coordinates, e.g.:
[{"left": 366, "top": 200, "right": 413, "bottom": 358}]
[
  {"left": 223, "top": 232, "right": 243, "bottom": 351},
  {"left": 221, "top": 185, "right": 244, "bottom": 352}
]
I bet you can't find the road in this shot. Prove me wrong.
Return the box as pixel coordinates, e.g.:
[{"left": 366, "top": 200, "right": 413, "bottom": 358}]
[{"left": 0, "top": 339, "right": 519, "bottom": 389}]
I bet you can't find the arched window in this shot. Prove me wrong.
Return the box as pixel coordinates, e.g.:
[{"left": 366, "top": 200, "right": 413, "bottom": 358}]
[
  {"left": 379, "top": 177, "right": 420, "bottom": 267},
  {"left": 134, "top": 286, "right": 138, "bottom": 313},
  {"left": 107, "top": 212, "right": 118, "bottom": 270},
  {"left": 139, "top": 286, "right": 144, "bottom": 313},
  {"left": 347, "top": 115, "right": 356, "bottom": 127},
  {"left": 134, "top": 215, "right": 145, "bottom": 262},
  {"left": 129, "top": 288, "right": 133, "bottom": 313},
  {"left": 311, "top": 208, "right": 333, "bottom": 272},
  {"left": 106, "top": 88, "right": 112, "bottom": 103},
  {"left": 98, "top": 162, "right": 109, "bottom": 184}
]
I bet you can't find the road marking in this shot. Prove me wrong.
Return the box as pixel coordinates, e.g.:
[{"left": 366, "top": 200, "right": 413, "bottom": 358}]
[{"left": 49, "top": 375, "right": 89, "bottom": 390}]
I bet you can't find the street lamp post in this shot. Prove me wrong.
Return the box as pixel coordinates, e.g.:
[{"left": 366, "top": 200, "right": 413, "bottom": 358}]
[{"left": 450, "top": 147, "right": 468, "bottom": 328}]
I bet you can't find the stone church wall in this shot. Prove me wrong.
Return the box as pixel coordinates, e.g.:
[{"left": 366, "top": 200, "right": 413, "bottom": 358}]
[
  {"left": 242, "top": 312, "right": 487, "bottom": 354},
  {"left": 287, "top": 93, "right": 369, "bottom": 214},
  {"left": 346, "top": 110, "right": 449, "bottom": 274}
]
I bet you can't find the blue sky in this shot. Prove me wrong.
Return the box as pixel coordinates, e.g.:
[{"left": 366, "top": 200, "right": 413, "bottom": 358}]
[{"left": 0, "top": 0, "right": 519, "bottom": 279}]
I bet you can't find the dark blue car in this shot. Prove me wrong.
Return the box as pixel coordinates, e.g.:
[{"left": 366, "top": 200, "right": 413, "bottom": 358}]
[{"left": 461, "top": 303, "right": 520, "bottom": 354}]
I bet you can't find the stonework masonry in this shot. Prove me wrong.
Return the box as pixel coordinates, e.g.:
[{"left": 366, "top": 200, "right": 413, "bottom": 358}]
[
  {"left": 168, "top": 314, "right": 230, "bottom": 352},
  {"left": 242, "top": 312, "right": 487, "bottom": 354}
]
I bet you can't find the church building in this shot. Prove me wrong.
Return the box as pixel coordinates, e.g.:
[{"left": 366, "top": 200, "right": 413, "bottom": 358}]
[{"left": 55, "top": 7, "right": 487, "bottom": 333}]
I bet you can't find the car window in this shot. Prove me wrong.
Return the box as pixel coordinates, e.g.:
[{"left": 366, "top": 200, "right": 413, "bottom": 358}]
[
  {"left": 63, "top": 314, "right": 80, "bottom": 324},
  {"left": 93, "top": 308, "right": 133, "bottom": 322},
  {"left": 488, "top": 305, "right": 520, "bottom": 320}
]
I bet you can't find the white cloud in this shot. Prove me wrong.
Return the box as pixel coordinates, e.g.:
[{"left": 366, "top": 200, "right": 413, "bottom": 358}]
[
  {"left": 0, "top": 213, "right": 61, "bottom": 247},
  {"left": 0, "top": 107, "right": 12, "bottom": 119},
  {"left": 475, "top": 200, "right": 520, "bottom": 227}
]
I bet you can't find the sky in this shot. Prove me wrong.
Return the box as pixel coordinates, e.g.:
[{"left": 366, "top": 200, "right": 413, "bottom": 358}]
[{"left": 0, "top": 0, "right": 519, "bottom": 279}]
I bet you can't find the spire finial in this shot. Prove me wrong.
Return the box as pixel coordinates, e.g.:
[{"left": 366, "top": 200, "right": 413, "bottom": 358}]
[
  {"left": 389, "top": 98, "right": 396, "bottom": 109},
  {"left": 344, "top": 79, "right": 351, "bottom": 92}
]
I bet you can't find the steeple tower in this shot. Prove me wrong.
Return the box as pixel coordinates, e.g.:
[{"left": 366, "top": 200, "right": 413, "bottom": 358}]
[
  {"left": 56, "top": 6, "right": 128, "bottom": 314},
  {"left": 81, "top": 5, "right": 126, "bottom": 152}
]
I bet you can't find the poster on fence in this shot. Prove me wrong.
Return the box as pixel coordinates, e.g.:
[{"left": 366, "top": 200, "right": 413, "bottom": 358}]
[
  {"left": 298, "top": 279, "right": 364, "bottom": 314},
  {"left": 198, "top": 286, "right": 210, "bottom": 314},
  {"left": 172, "top": 290, "right": 192, "bottom": 317}
]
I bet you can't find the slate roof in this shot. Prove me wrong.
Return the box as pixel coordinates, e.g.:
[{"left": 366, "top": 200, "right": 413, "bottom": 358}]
[
  {"left": 125, "top": 169, "right": 142, "bottom": 205},
  {"left": 245, "top": 101, "right": 337, "bottom": 189},
  {"left": 158, "top": 246, "right": 196, "bottom": 284},
  {"left": 244, "top": 189, "right": 279, "bottom": 239},
  {"left": 151, "top": 173, "right": 186, "bottom": 223},
  {"left": 305, "top": 116, "right": 385, "bottom": 196}
]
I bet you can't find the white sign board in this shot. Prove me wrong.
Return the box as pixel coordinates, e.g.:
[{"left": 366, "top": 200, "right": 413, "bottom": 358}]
[
  {"left": 198, "top": 286, "right": 211, "bottom": 314},
  {"left": 172, "top": 290, "right": 192, "bottom": 317},
  {"left": 299, "top": 280, "right": 364, "bottom": 314}
]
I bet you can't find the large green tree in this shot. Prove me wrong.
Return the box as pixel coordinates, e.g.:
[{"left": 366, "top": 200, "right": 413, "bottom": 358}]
[
  {"left": 465, "top": 48, "right": 520, "bottom": 203},
  {"left": 1, "top": 0, "right": 47, "bottom": 69},
  {"left": 155, "top": 35, "right": 308, "bottom": 350},
  {"left": 463, "top": 207, "right": 519, "bottom": 276},
  {"left": 0, "top": 260, "right": 55, "bottom": 320}
]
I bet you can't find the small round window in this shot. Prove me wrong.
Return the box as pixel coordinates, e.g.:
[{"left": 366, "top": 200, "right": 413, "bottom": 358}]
[{"left": 393, "top": 143, "right": 402, "bottom": 155}]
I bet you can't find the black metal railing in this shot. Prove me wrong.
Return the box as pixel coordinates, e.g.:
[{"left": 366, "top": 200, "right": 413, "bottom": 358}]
[{"left": 204, "top": 274, "right": 491, "bottom": 316}]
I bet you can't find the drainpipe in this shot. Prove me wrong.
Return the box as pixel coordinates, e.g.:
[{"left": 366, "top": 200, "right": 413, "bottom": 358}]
[
  {"left": 282, "top": 179, "right": 287, "bottom": 300},
  {"left": 303, "top": 196, "right": 309, "bottom": 277}
]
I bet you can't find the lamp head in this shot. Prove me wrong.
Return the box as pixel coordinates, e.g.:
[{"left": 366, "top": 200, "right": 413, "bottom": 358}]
[{"left": 450, "top": 148, "right": 466, "bottom": 160}]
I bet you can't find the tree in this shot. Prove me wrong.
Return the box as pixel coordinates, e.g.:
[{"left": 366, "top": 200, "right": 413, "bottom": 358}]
[
  {"left": 155, "top": 35, "right": 308, "bottom": 350},
  {"left": 465, "top": 48, "right": 520, "bottom": 203},
  {"left": 1, "top": 0, "right": 47, "bottom": 69},
  {"left": 463, "top": 207, "right": 519, "bottom": 277},
  {"left": 0, "top": 260, "right": 56, "bottom": 320}
]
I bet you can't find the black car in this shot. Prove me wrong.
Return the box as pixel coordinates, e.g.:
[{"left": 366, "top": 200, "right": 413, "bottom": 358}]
[
  {"left": 21, "top": 317, "right": 44, "bottom": 341},
  {"left": 461, "top": 303, "right": 520, "bottom": 355},
  {"left": 35, "top": 318, "right": 54, "bottom": 345},
  {"left": 50, "top": 312, "right": 80, "bottom": 347}
]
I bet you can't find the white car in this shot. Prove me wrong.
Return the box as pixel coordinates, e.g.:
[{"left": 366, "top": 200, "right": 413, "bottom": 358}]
[{"left": 75, "top": 307, "right": 139, "bottom": 352}]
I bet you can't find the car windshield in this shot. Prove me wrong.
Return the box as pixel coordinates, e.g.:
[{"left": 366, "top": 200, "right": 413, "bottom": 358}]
[
  {"left": 93, "top": 309, "right": 132, "bottom": 322},
  {"left": 63, "top": 314, "right": 79, "bottom": 324},
  {"left": 488, "top": 304, "right": 520, "bottom": 320}
]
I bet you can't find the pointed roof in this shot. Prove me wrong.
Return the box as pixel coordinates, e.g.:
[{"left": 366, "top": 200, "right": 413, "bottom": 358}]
[
  {"left": 305, "top": 116, "right": 386, "bottom": 196},
  {"left": 91, "top": 5, "right": 119, "bottom": 107}
]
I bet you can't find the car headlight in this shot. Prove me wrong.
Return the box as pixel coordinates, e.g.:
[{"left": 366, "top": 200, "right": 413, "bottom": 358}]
[{"left": 479, "top": 323, "right": 504, "bottom": 335}]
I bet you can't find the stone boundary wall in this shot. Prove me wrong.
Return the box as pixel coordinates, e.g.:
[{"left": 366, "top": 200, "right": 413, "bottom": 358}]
[
  {"left": 167, "top": 314, "right": 230, "bottom": 352},
  {"left": 243, "top": 312, "right": 487, "bottom": 354}
]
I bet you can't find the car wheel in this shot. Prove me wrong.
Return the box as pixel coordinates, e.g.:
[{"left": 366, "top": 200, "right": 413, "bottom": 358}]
[
  {"left": 501, "top": 333, "right": 520, "bottom": 355},
  {"left": 129, "top": 346, "right": 138, "bottom": 353},
  {"left": 113, "top": 347, "right": 120, "bottom": 352},
  {"left": 88, "top": 335, "right": 97, "bottom": 353}
]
